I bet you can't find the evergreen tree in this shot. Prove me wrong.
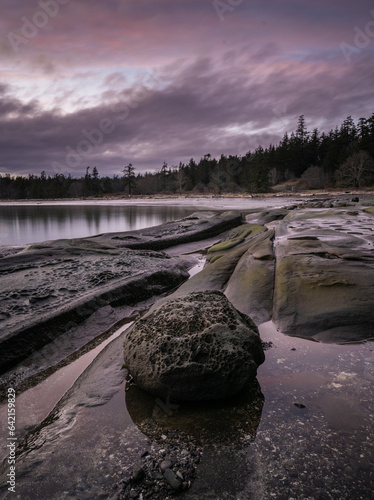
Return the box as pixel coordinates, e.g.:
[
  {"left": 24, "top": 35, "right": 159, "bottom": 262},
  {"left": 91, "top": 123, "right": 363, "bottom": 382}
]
[{"left": 122, "top": 163, "right": 136, "bottom": 195}]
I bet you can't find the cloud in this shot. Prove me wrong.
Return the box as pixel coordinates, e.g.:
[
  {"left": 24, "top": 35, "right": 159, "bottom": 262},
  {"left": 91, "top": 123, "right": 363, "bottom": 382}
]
[{"left": 1, "top": 0, "right": 374, "bottom": 176}]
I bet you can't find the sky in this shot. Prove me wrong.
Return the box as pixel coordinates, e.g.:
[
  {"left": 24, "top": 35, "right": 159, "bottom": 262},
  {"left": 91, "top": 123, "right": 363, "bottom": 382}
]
[{"left": 0, "top": 0, "right": 374, "bottom": 178}]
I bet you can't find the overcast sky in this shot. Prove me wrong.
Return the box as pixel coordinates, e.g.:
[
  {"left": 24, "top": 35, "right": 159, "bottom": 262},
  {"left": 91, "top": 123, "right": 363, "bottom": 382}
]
[{"left": 1, "top": 0, "right": 374, "bottom": 177}]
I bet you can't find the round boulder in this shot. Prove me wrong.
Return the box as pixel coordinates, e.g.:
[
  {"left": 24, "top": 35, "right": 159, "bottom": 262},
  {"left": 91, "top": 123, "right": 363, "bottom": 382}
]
[{"left": 123, "top": 290, "right": 265, "bottom": 401}]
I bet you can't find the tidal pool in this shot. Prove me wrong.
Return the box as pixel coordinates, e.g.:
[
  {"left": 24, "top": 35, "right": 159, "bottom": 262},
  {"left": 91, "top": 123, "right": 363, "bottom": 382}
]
[{"left": 0, "top": 319, "right": 372, "bottom": 499}]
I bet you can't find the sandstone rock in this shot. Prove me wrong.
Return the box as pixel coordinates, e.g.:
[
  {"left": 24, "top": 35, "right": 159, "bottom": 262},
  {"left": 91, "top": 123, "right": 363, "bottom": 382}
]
[
  {"left": 156, "top": 224, "right": 267, "bottom": 303},
  {"left": 123, "top": 291, "right": 264, "bottom": 401},
  {"left": 273, "top": 217, "right": 374, "bottom": 341},
  {"left": 245, "top": 209, "right": 288, "bottom": 225},
  {"left": 224, "top": 229, "right": 275, "bottom": 325},
  {"left": 96, "top": 211, "right": 244, "bottom": 251},
  {"left": 0, "top": 243, "right": 191, "bottom": 375},
  {"left": 0, "top": 210, "right": 242, "bottom": 375}
]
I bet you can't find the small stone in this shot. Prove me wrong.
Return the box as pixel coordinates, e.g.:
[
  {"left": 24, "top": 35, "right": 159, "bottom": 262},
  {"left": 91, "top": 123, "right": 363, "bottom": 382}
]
[
  {"left": 131, "top": 467, "right": 145, "bottom": 483},
  {"left": 181, "top": 481, "right": 190, "bottom": 490},
  {"left": 164, "top": 468, "right": 182, "bottom": 490},
  {"left": 294, "top": 403, "right": 306, "bottom": 409},
  {"left": 160, "top": 459, "right": 173, "bottom": 472},
  {"left": 129, "top": 489, "right": 138, "bottom": 499}
]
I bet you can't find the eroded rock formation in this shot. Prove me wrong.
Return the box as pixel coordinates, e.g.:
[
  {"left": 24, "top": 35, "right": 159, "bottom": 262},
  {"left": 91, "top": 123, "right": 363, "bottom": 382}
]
[{"left": 123, "top": 290, "right": 265, "bottom": 401}]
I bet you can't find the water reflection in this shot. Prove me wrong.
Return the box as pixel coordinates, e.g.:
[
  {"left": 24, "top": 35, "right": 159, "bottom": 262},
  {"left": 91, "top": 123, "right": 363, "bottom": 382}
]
[
  {"left": 0, "top": 204, "right": 194, "bottom": 246},
  {"left": 126, "top": 379, "right": 264, "bottom": 446}
]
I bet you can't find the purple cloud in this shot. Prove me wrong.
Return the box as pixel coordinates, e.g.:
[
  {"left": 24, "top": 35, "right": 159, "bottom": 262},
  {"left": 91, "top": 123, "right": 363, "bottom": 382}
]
[{"left": 0, "top": 0, "right": 373, "bottom": 176}]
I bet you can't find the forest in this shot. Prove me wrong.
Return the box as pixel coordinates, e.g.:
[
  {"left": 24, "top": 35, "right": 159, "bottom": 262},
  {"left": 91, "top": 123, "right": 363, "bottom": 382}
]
[{"left": 1, "top": 114, "right": 374, "bottom": 199}]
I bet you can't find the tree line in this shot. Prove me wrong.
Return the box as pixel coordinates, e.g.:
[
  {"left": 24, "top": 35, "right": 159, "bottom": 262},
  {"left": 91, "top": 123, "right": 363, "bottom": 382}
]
[{"left": 1, "top": 114, "right": 374, "bottom": 199}]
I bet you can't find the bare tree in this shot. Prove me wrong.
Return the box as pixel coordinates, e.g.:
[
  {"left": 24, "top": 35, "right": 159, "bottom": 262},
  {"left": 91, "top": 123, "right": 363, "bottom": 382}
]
[
  {"left": 300, "top": 166, "right": 325, "bottom": 189},
  {"left": 335, "top": 151, "right": 374, "bottom": 188},
  {"left": 176, "top": 163, "right": 185, "bottom": 195},
  {"left": 160, "top": 161, "right": 168, "bottom": 192}
]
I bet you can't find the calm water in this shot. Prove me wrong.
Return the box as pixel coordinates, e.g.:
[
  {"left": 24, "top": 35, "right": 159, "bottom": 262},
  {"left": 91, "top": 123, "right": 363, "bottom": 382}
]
[{"left": 0, "top": 204, "right": 194, "bottom": 246}]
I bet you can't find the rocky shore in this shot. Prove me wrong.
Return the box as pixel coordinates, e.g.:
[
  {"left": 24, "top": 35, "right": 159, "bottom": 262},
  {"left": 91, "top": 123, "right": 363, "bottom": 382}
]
[
  {"left": 0, "top": 211, "right": 242, "bottom": 376},
  {"left": 148, "top": 197, "right": 374, "bottom": 343},
  {"left": 0, "top": 196, "right": 374, "bottom": 499}
]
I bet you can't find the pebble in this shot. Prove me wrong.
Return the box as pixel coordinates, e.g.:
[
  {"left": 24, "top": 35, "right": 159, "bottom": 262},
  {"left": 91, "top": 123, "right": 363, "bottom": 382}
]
[
  {"left": 120, "top": 429, "right": 198, "bottom": 499},
  {"left": 164, "top": 468, "right": 182, "bottom": 490},
  {"left": 294, "top": 403, "right": 306, "bottom": 409},
  {"left": 131, "top": 468, "right": 145, "bottom": 483},
  {"left": 160, "top": 459, "right": 173, "bottom": 472}
]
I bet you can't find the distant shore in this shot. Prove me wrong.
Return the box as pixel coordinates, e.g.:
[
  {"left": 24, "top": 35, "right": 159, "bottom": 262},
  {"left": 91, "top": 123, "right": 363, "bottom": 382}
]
[{"left": 1, "top": 188, "right": 374, "bottom": 204}]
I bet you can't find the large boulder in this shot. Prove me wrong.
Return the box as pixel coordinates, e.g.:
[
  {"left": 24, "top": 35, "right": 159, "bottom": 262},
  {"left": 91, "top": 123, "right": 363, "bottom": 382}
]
[{"left": 123, "top": 290, "right": 265, "bottom": 401}]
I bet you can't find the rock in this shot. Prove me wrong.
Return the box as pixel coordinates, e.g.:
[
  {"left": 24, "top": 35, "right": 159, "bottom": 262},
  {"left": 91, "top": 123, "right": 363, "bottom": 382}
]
[
  {"left": 224, "top": 229, "right": 275, "bottom": 324},
  {"left": 123, "top": 290, "right": 265, "bottom": 401},
  {"left": 0, "top": 210, "right": 242, "bottom": 375},
  {"left": 0, "top": 243, "right": 192, "bottom": 375},
  {"left": 164, "top": 468, "right": 182, "bottom": 490},
  {"left": 131, "top": 467, "right": 145, "bottom": 483},
  {"left": 153, "top": 224, "right": 267, "bottom": 306},
  {"left": 273, "top": 215, "right": 374, "bottom": 341},
  {"left": 294, "top": 403, "right": 306, "bottom": 409},
  {"left": 245, "top": 209, "right": 289, "bottom": 225},
  {"left": 160, "top": 459, "right": 173, "bottom": 473},
  {"left": 96, "top": 210, "right": 244, "bottom": 251}
]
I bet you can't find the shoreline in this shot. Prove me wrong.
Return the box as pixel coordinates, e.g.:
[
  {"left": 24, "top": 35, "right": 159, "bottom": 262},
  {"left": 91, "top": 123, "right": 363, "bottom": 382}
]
[
  {"left": 1, "top": 189, "right": 374, "bottom": 205},
  {"left": 0, "top": 211, "right": 242, "bottom": 377},
  {"left": 1, "top": 201, "right": 374, "bottom": 499}
]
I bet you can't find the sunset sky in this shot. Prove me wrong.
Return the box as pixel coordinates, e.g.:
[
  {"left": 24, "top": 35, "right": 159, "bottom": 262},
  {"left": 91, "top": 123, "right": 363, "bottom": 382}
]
[{"left": 1, "top": 0, "right": 374, "bottom": 177}]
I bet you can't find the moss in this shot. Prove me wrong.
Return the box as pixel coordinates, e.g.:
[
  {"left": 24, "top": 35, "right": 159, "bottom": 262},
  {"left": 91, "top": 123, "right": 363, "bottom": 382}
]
[
  {"left": 363, "top": 207, "right": 374, "bottom": 215},
  {"left": 209, "top": 254, "right": 223, "bottom": 264},
  {"left": 208, "top": 237, "right": 245, "bottom": 253},
  {"left": 226, "top": 224, "right": 257, "bottom": 240},
  {"left": 245, "top": 224, "right": 266, "bottom": 237}
]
